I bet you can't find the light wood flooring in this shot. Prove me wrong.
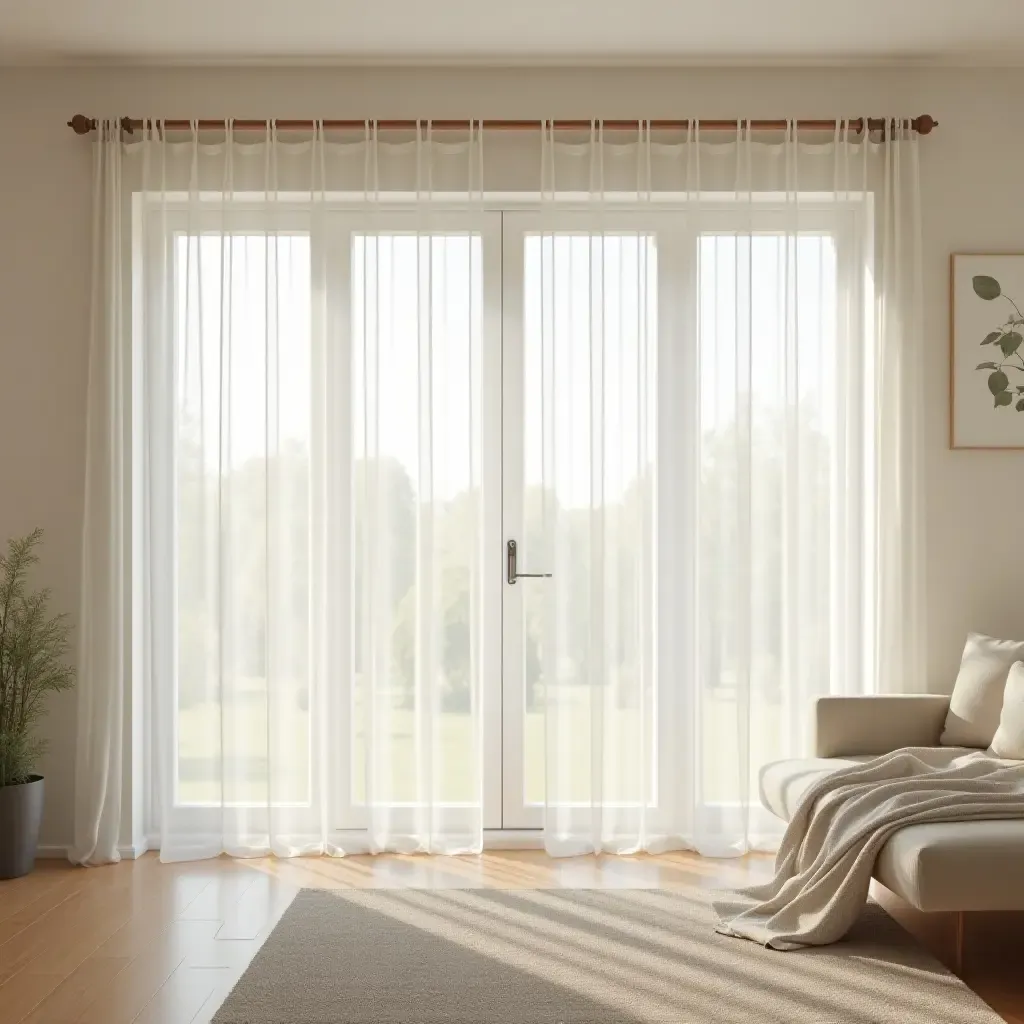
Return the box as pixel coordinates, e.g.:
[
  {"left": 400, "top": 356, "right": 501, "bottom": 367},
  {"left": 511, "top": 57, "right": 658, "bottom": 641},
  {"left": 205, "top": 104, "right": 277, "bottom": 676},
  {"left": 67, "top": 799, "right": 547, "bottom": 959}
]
[{"left": 0, "top": 851, "right": 1021, "bottom": 1023}]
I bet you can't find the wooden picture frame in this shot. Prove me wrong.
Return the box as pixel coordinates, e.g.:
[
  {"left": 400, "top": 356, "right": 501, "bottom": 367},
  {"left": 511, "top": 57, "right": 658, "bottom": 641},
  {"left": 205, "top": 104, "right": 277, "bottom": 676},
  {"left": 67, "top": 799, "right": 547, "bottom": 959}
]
[{"left": 950, "top": 252, "right": 1024, "bottom": 450}]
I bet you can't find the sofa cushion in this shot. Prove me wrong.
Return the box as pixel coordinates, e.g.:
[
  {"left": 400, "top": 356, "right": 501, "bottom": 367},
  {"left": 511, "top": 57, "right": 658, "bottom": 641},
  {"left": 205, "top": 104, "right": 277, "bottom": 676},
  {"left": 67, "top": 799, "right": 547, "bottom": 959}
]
[
  {"left": 761, "top": 755, "right": 1024, "bottom": 913},
  {"left": 814, "top": 694, "right": 950, "bottom": 758},
  {"left": 875, "top": 820, "right": 1024, "bottom": 912},
  {"left": 940, "top": 632, "right": 1024, "bottom": 748},
  {"left": 990, "top": 660, "right": 1024, "bottom": 760}
]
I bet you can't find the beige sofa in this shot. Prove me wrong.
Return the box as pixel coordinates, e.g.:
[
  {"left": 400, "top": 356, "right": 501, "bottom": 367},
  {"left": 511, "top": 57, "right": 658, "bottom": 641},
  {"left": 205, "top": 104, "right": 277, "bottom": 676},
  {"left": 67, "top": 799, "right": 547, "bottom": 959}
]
[{"left": 760, "top": 695, "right": 1024, "bottom": 918}]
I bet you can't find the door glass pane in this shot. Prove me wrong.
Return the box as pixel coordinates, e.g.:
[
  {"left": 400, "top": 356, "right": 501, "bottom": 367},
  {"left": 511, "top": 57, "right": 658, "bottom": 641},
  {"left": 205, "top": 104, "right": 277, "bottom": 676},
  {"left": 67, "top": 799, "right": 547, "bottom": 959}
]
[
  {"left": 697, "top": 232, "right": 837, "bottom": 805},
  {"left": 521, "top": 232, "right": 657, "bottom": 807},
  {"left": 351, "top": 233, "right": 483, "bottom": 806},
  {"left": 175, "top": 233, "right": 312, "bottom": 807}
]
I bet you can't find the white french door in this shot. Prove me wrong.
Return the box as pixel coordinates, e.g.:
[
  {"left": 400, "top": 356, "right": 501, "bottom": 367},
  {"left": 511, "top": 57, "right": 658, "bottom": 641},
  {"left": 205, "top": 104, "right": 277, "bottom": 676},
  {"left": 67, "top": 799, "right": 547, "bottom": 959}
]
[
  {"left": 499, "top": 211, "right": 678, "bottom": 830},
  {"left": 323, "top": 210, "right": 505, "bottom": 839},
  {"left": 328, "top": 207, "right": 675, "bottom": 833},
  {"left": 318, "top": 208, "right": 675, "bottom": 833}
]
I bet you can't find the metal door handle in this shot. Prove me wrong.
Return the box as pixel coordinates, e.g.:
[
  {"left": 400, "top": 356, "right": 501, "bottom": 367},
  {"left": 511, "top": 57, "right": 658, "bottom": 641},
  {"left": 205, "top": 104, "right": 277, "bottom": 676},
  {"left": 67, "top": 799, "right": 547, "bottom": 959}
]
[{"left": 507, "top": 540, "right": 552, "bottom": 585}]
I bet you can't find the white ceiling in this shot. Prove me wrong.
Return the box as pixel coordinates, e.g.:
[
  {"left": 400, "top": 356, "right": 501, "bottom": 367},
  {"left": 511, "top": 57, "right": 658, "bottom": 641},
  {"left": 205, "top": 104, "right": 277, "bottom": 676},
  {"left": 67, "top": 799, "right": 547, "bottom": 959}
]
[{"left": 3, "top": 0, "right": 1024, "bottom": 65}]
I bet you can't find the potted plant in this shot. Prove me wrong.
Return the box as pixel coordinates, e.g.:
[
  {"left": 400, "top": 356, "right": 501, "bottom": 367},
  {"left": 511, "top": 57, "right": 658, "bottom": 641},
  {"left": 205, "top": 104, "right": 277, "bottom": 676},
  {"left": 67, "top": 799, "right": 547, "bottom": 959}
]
[{"left": 0, "top": 529, "right": 74, "bottom": 879}]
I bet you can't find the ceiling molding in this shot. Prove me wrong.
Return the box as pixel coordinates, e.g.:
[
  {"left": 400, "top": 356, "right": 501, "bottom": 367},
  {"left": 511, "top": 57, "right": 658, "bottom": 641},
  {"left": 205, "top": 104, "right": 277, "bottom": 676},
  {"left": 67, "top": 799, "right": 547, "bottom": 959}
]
[
  {"left": 5, "top": 0, "right": 1023, "bottom": 73},
  {"left": 3, "top": 50, "right": 1024, "bottom": 70}
]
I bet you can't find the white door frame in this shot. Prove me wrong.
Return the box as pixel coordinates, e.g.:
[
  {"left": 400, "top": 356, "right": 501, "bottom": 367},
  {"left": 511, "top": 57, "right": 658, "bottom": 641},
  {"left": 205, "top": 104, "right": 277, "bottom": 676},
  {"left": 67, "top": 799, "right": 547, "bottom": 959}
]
[
  {"left": 322, "top": 210, "right": 506, "bottom": 833},
  {"left": 498, "top": 208, "right": 687, "bottom": 829}
]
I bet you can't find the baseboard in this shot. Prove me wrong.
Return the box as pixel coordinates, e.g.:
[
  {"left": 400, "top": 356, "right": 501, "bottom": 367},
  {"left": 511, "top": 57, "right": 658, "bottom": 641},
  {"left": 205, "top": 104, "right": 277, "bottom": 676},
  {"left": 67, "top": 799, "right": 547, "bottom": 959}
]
[
  {"left": 119, "top": 838, "right": 150, "bottom": 859},
  {"left": 483, "top": 830, "right": 544, "bottom": 850},
  {"left": 35, "top": 844, "right": 71, "bottom": 859},
  {"left": 139, "top": 830, "right": 545, "bottom": 853},
  {"left": 34, "top": 839, "right": 150, "bottom": 861},
  {"left": 38, "top": 833, "right": 539, "bottom": 859}
]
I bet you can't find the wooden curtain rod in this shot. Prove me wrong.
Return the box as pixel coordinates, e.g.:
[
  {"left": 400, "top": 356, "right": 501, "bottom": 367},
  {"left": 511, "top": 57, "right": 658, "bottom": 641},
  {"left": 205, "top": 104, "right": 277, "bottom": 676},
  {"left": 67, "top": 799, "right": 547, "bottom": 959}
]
[{"left": 67, "top": 114, "right": 938, "bottom": 136}]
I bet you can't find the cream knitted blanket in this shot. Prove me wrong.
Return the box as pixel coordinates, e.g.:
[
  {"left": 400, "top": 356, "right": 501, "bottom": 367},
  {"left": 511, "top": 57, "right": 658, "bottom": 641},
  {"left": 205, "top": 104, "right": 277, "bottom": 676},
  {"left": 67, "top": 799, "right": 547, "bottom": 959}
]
[{"left": 713, "top": 747, "right": 1024, "bottom": 950}]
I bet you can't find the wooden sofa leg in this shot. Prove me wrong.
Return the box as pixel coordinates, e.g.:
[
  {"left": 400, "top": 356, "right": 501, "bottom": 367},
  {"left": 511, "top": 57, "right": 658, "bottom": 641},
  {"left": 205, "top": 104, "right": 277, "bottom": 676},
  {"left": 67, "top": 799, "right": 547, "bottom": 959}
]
[{"left": 954, "top": 911, "right": 965, "bottom": 976}]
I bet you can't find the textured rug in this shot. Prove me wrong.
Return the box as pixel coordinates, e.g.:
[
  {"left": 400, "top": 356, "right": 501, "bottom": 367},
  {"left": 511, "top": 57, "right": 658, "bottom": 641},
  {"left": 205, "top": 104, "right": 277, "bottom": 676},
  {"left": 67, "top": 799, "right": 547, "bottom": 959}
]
[{"left": 213, "top": 888, "right": 1001, "bottom": 1023}]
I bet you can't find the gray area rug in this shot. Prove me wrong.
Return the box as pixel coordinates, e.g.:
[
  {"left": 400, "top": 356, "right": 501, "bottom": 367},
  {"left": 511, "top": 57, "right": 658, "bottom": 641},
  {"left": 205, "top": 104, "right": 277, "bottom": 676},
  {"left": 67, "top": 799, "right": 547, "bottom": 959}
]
[{"left": 213, "top": 888, "right": 1001, "bottom": 1023}]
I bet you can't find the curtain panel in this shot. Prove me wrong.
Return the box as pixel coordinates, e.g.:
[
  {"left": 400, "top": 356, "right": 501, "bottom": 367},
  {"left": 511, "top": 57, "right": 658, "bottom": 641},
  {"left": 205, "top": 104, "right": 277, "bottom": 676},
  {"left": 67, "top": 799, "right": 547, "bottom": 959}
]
[{"left": 71, "top": 119, "right": 925, "bottom": 864}]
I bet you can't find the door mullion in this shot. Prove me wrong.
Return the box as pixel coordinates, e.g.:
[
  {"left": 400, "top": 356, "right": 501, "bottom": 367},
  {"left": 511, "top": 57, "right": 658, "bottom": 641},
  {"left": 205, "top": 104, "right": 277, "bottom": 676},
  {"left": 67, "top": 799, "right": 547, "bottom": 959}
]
[
  {"left": 499, "top": 209, "right": 505, "bottom": 830},
  {"left": 481, "top": 212, "right": 505, "bottom": 830},
  {"left": 500, "top": 214, "right": 544, "bottom": 829}
]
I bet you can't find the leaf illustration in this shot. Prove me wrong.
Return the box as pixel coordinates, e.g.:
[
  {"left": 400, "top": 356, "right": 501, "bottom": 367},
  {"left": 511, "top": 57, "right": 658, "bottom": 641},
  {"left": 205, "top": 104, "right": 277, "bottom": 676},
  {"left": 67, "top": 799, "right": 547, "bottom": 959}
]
[
  {"left": 974, "top": 275, "right": 1002, "bottom": 300},
  {"left": 988, "top": 370, "right": 1009, "bottom": 395},
  {"left": 1000, "top": 332, "right": 1023, "bottom": 357},
  {"left": 1017, "top": 399, "right": 1024, "bottom": 411},
  {"left": 996, "top": 391, "right": 1014, "bottom": 408},
  {"left": 982, "top": 331, "right": 1002, "bottom": 345},
  {"left": 977, "top": 362, "right": 999, "bottom": 370}
]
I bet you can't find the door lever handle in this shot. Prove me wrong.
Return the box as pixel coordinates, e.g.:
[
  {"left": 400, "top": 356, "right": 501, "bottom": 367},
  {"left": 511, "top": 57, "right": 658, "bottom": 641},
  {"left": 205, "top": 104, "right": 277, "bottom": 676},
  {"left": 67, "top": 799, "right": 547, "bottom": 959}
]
[{"left": 507, "top": 539, "right": 552, "bottom": 585}]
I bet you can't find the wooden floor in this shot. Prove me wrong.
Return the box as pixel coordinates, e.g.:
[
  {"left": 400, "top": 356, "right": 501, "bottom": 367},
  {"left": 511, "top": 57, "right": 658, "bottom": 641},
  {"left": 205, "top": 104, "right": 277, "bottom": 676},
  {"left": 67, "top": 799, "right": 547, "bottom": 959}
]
[{"left": 0, "top": 851, "right": 1021, "bottom": 1023}]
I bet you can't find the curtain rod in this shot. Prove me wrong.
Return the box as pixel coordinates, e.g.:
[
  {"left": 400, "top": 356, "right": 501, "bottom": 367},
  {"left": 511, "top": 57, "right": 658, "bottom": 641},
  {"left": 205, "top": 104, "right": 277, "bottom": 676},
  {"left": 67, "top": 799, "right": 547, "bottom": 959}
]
[{"left": 67, "top": 114, "right": 938, "bottom": 136}]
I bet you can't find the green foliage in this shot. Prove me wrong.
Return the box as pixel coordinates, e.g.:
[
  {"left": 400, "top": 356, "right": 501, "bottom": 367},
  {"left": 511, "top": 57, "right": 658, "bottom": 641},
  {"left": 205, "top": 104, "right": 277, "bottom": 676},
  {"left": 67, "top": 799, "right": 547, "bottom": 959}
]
[
  {"left": 988, "top": 370, "right": 1009, "bottom": 395},
  {"left": 972, "top": 277, "right": 1024, "bottom": 410},
  {"left": 0, "top": 530, "right": 74, "bottom": 787},
  {"left": 973, "top": 275, "right": 1002, "bottom": 300},
  {"left": 1001, "top": 332, "right": 1024, "bottom": 358}
]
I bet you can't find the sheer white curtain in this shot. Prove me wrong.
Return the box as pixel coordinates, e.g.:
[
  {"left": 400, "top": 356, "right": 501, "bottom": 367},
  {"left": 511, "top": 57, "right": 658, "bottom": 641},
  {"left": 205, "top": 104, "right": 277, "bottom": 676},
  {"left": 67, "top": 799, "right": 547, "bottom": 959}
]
[
  {"left": 71, "top": 125, "right": 127, "bottom": 866},
  {"left": 73, "top": 120, "right": 491, "bottom": 861},
  {"left": 533, "top": 121, "right": 924, "bottom": 856},
  {"left": 73, "top": 117, "right": 923, "bottom": 864}
]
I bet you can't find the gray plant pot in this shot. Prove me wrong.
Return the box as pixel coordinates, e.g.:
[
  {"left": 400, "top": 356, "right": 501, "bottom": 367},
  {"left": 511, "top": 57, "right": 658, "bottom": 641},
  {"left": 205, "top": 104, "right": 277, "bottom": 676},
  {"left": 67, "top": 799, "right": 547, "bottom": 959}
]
[{"left": 0, "top": 775, "right": 44, "bottom": 879}]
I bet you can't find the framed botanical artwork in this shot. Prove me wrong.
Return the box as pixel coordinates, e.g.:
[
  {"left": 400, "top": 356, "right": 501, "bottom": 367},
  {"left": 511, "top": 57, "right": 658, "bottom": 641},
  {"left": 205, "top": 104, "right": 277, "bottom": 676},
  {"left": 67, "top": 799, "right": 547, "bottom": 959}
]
[{"left": 951, "top": 253, "right": 1024, "bottom": 449}]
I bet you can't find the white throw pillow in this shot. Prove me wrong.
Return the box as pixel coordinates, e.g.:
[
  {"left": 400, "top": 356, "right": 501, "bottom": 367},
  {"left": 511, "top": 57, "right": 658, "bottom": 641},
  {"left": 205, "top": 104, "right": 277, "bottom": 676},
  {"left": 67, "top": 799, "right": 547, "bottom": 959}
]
[
  {"left": 940, "top": 632, "right": 1024, "bottom": 748},
  {"left": 990, "top": 661, "right": 1024, "bottom": 760}
]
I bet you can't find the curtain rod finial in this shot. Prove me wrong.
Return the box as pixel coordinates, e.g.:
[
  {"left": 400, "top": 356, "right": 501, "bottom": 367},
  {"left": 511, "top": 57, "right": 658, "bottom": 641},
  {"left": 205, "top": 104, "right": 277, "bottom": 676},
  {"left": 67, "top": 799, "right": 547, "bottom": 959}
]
[
  {"left": 916, "top": 114, "right": 937, "bottom": 135},
  {"left": 68, "top": 114, "right": 95, "bottom": 135}
]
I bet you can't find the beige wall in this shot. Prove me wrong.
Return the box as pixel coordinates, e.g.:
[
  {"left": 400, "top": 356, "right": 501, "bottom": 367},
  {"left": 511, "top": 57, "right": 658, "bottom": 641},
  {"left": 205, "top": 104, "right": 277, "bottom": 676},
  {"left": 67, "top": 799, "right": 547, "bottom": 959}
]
[{"left": 1, "top": 65, "right": 1022, "bottom": 848}]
